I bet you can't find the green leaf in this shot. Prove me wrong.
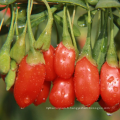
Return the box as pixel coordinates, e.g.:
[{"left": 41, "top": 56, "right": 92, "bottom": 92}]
[
  {"left": 77, "top": 14, "right": 88, "bottom": 27},
  {"left": 92, "top": 10, "right": 108, "bottom": 72},
  {"left": 96, "top": 0, "right": 120, "bottom": 8},
  {"left": 92, "top": 34, "right": 108, "bottom": 72},
  {"left": 113, "top": 14, "right": 120, "bottom": 29},
  {"left": 54, "top": 14, "right": 80, "bottom": 37},
  {"left": 77, "top": 10, "right": 97, "bottom": 27},
  {"left": 47, "top": 0, "right": 87, "bottom": 8},
  {"left": 0, "top": 0, "right": 16, "bottom": 5}
]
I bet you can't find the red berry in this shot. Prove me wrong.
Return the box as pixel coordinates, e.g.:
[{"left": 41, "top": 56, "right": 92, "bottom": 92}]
[
  {"left": 74, "top": 57, "right": 99, "bottom": 107},
  {"left": 43, "top": 45, "right": 57, "bottom": 81},
  {"left": 49, "top": 77, "right": 75, "bottom": 108},
  {"left": 54, "top": 42, "right": 75, "bottom": 79},
  {"left": 33, "top": 81, "right": 51, "bottom": 106},
  {"left": 100, "top": 62, "right": 120, "bottom": 106},
  {"left": 99, "top": 98, "right": 119, "bottom": 113},
  {"left": 14, "top": 56, "right": 46, "bottom": 108}
]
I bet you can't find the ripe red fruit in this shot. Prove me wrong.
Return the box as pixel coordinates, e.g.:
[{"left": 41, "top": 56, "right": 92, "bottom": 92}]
[
  {"left": 43, "top": 45, "right": 56, "bottom": 81},
  {"left": 49, "top": 77, "right": 75, "bottom": 108},
  {"left": 99, "top": 98, "right": 119, "bottom": 113},
  {"left": 100, "top": 62, "right": 120, "bottom": 106},
  {"left": 54, "top": 42, "right": 75, "bottom": 79},
  {"left": 33, "top": 81, "right": 51, "bottom": 106},
  {"left": 14, "top": 56, "right": 46, "bottom": 108},
  {"left": 74, "top": 57, "right": 99, "bottom": 107}
]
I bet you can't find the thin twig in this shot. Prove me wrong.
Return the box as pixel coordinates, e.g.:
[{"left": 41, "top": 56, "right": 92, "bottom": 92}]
[{"left": 71, "top": 5, "right": 76, "bottom": 27}]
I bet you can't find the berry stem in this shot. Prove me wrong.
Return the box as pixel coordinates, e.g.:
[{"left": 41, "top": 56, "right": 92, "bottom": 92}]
[
  {"left": 106, "top": 8, "right": 118, "bottom": 67},
  {"left": 27, "top": 0, "right": 35, "bottom": 52},
  {"left": 67, "top": 8, "right": 79, "bottom": 59},
  {"left": 79, "top": 1, "right": 95, "bottom": 64},
  {"left": 34, "top": 0, "right": 53, "bottom": 51},
  {"left": 62, "top": 5, "right": 74, "bottom": 49},
  {"left": 26, "top": 0, "right": 45, "bottom": 65},
  {"left": 15, "top": 4, "right": 19, "bottom": 40}
]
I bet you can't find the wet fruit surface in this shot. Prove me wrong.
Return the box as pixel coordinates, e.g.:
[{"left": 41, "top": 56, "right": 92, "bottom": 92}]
[
  {"left": 14, "top": 56, "right": 46, "bottom": 108},
  {"left": 74, "top": 57, "right": 99, "bottom": 107},
  {"left": 100, "top": 62, "right": 120, "bottom": 106},
  {"left": 54, "top": 42, "right": 75, "bottom": 79},
  {"left": 43, "top": 45, "right": 56, "bottom": 81},
  {"left": 49, "top": 77, "right": 75, "bottom": 108},
  {"left": 34, "top": 81, "right": 51, "bottom": 106},
  {"left": 99, "top": 98, "right": 120, "bottom": 113}
]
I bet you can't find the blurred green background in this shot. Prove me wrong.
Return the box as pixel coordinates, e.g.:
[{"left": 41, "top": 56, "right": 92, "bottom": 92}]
[{"left": 0, "top": 5, "right": 120, "bottom": 120}]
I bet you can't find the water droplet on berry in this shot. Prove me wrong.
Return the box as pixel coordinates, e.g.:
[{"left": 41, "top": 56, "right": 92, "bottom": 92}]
[
  {"left": 106, "top": 112, "right": 112, "bottom": 116},
  {"left": 43, "top": 98, "right": 45, "bottom": 100},
  {"left": 20, "top": 107, "right": 24, "bottom": 109},
  {"left": 108, "top": 76, "right": 114, "bottom": 83},
  {"left": 101, "top": 87, "right": 105, "bottom": 91},
  {"left": 80, "top": 96, "right": 84, "bottom": 101},
  {"left": 24, "top": 97, "right": 30, "bottom": 104},
  {"left": 113, "top": 94, "right": 116, "bottom": 97},
  {"left": 113, "top": 87, "right": 118, "bottom": 92},
  {"left": 85, "top": 104, "right": 91, "bottom": 107}
]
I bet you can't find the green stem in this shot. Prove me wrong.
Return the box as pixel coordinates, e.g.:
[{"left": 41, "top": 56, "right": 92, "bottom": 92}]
[
  {"left": 34, "top": 0, "right": 53, "bottom": 50},
  {"left": 101, "top": 10, "right": 104, "bottom": 27},
  {"left": 71, "top": 5, "right": 76, "bottom": 27},
  {"left": 62, "top": 5, "right": 73, "bottom": 49},
  {"left": 42, "top": 0, "right": 53, "bottom": 22},
  {"left": 0, "top": 4, "right": 15, "bottom": 74},
  {"left": 106, "top": 8, "right": 118, "bottom": 67},
  {"left": 27, "top": 0, "right": 35, "bottom": 52},
  {"left": 3, "top": 4, "right": 15, "bottom": 51},
  {"left": 15, "top": 4, "right": 19, "bottom": 40},
  {"left": 63, "top": 6, "right": 70, "bottom": 42},
  {"left": 26, "top": 0, "right": 45, "bottom": 65},
  {"left": 94, "top": 10, "right": 101, "bottom": 46},
  {"left": 67, "top": 9, "right": 79, "bottom": 59},
  {"left": 80, "top": 1, "right": 92, "bottom": 59}
]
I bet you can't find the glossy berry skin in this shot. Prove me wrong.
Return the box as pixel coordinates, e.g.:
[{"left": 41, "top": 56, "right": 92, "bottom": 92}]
[
  {"left": 33, "top": 81, "right": 51, "bottom": 106},
  {"left": 99, "top": 98, "right": 119, "bottom": 113},
  {"left": 14, "top": 56, "right": 46, "bottom": 108},
  {"left": 74, "top": 57, "right": 99, "bottom": 107},
  {"left": 100, "top": 62, "right": 120, "bottom": 107},
  {"left": 49, "top": 77, "right": 75, "bottom": 108},
  {"left": 43, "top": 45, "right": 57, "bottom": 81},
  {"left": 54, "top": 42, "right": 75, "bottom": 79}
]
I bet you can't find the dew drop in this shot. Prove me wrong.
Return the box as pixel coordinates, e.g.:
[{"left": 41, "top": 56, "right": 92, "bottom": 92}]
[
  {"left": 113, "top": 94, "right": 116, "bottom": 97},
  {"left": 80, "top": 96, "right": 84, "bottom": 101},
  {"left": 24, "top": 97, "right": 30, "bottom": 104},
  {"left": 113, "top": 87, "right": 118, "bottom": 92},
  {"left": 85, "top": 104, "right": 91, "bottom": 107},
  {"left": 106, "top": 113, "right": 112, "bottom": 116},
  {"left": 62, "top": 91, "right": 65, "bottom": 95},
  {"left": 20, "top": 107, "right": 24, "bottom": 110},
  {"left": 43, "top": 98, "right": 45, "bottom": 100},
  {"left": 110, "top": 98, "right": 112, "bottom": 100},
  {"left": 107, "top": 76, "right": 114, "bottom": 83},
  {"left": 101, "top": 87, "right": 105, "bottom": 91}
]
